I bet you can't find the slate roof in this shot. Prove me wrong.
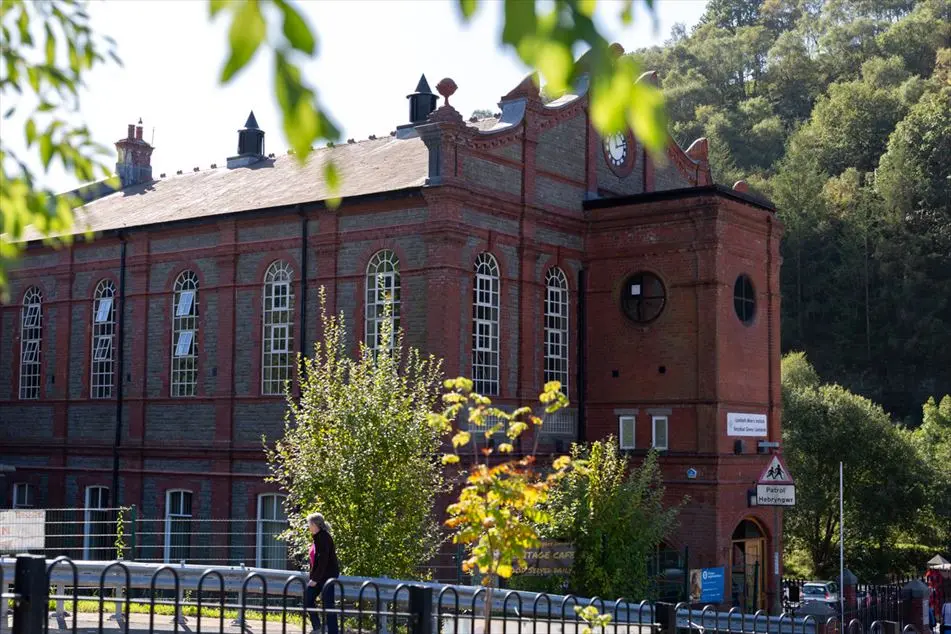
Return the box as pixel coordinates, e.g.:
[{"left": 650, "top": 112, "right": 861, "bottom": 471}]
[{"left": 35, "top": 135, "right": 429, "bottom": 239}]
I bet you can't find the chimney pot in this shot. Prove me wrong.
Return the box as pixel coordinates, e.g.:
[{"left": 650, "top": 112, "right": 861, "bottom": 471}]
[
  {"left": 406, "top": 74, "right": 438, "bottom": 125},
  {"left": 135, "top": 125, "right": 143, "bottom": 140},
  {"left": 127, "top": 124, "right": 135, "bottom": 139}
]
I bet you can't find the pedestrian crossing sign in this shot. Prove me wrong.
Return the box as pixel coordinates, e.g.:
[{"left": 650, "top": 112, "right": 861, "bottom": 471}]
[{"left": 758, "top": 455, "right": 794, "bottom": 484}]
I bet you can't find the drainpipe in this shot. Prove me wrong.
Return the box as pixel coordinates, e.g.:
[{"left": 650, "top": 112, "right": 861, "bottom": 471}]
[
  {"left": 298, "top": 205, "right": 308, "bottom": 359},
  {"left": 576, "top": 268, "right": 587, "bottom": 443},
  {"left": 111, "top": 235, "right": 128, "bottom": 504}
]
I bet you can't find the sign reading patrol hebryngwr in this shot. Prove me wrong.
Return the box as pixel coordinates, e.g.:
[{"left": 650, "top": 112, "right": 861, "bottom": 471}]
[
  {"left": 756, "top": 455, "right": 796, "bottom": 506},
  {"left": 727, "top": 412, "right": 768, "bottom": 437}
]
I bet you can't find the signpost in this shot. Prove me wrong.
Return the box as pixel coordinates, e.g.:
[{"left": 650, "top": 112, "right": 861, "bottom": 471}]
[
  {"left": 756, "top": 455, "right": 796, "bottom": 506},
  {"left": 754, "top": 454, "right": 795, "bottom": 616}
]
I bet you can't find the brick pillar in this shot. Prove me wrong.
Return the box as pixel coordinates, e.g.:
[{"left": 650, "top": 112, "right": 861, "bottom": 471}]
[{"left": 902, "top": 579, "right": 928, "bottom": 634}]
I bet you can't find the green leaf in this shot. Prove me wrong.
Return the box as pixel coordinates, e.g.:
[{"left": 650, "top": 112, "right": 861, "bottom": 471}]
[
  {"left": 457, "top": 0, "right": 477, "bottom": 19},
  {"left": 25, "top": 118, "right": 36, "bottom": 146},
  {"left": 275, "top": 0, "right": 316, "bottom": 55},
  {"left": 44, "top": 23, "right": 55, "bottom": 66},
  {"left": 578, "top": 0, "right": 597, "bottom": 18},
  {"left": 16, "top": 7, "right": 31, "bottom": 46},
  {"left": 532, "top": 41, "right": 573, "bottom": 95},
  {"left": 220, "top": 0, "right": 266, "bottom": 83},
  {"left": 323, "top": 159, "right": 341, "bottom": 208},
  {"left": 208, "top": 0, "right": 228, "bottom": 17},
  {"left": 628, "top": 82, "right": 668, "bottom": 156},
  {"left": 39, "top": 135, "right": 54, "bottom": 169},
  {"left": 502, "top": 0, "right": 536, "bottom": 46}
]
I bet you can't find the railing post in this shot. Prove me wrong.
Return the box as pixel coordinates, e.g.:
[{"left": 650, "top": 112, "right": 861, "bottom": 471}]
[
  {"left": 12, "top": 555, "right": 48, "bottom": 634},
  {"left": 409, "top": 585, "right": 433, "bottom": 634},
  {"left": 656, "top": 602, "right": 676, "bottom": 634}
]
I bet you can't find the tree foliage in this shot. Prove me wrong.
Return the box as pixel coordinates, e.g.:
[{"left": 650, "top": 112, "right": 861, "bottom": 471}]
[
  {"left": 781, "top": 352, "right": 929, "bottom": 579},
  {"left": 2, "top": 0, "right": 670, "bottom": 299},
  {"left": 637, "top": 0, "right": 951, "bottom": 423},
  {"left": 543, "top": 438, "right": 679, "bottom": 600},
  {"left": 0, "top": 0, "right": 119, "bottom": 298},
  {"left": 911, "top": 395, "right": 951, "bottom": 555},
  {"left": 431, "top": 378, "right": 571, "bottom": 586},
  {"left": 267, "top": 293, "right": 445, "bottom": 579}
]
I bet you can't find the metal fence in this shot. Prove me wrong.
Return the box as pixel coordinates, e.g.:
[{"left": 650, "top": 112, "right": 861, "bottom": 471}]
[
  {"left": 781, "top": 579, "right": 913, "bottom": 629},
  {"left": 1, "top": 556, "right": 925, "bottom": 634}
]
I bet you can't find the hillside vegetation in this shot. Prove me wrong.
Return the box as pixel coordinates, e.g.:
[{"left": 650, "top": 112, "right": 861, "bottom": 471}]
[{"left": 635, "top": 0, "right": 951, "bottom": 424}]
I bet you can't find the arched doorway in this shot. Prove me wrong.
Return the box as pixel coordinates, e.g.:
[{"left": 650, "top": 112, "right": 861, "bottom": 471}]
[{"left": 731, "top": 518, "right": 767, "bottom": 612}]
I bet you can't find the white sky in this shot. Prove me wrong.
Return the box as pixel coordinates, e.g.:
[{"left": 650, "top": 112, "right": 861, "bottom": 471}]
[{"left": 11, "top": 0, "right": 708, "bottom": 193}]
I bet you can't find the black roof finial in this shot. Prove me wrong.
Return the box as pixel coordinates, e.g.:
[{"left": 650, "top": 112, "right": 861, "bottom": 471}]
[{"left": 244, "top": 111, "right": 260, "bottom": 130}]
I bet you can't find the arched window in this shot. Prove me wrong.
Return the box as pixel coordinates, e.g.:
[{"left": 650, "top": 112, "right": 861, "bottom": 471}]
[
  {"left": 365, "top": 250, "right": 400, "bottom": 351},
  {"left": 472, "top": 253, "right": 500, "bottom": 395},
  {"left": 164, "top": 489, "right": 193, "bottom": 563},
  {"left": 544, "top": 267, "right": 569, "bottom": 392},
  {"left": 262, "top": 261, "right": 294, "bottom": 395},
  {"left": 19, "top": 287, "right": 43, "bottom": 400},
  {"left": 91, "top": 279, "right": 117, "bottom": 399},
  {"left": 171, "top": 271, "right": 199, "bottom": 397}
]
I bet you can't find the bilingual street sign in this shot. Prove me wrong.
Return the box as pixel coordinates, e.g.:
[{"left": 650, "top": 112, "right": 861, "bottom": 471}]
[{"left": 756, "top": 455, "right": 796, "bottom": 506}]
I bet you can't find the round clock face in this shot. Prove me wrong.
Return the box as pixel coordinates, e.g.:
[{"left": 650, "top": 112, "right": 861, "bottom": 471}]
[{"left": 602, "top": 131, "right": 636, "bottom": 177}]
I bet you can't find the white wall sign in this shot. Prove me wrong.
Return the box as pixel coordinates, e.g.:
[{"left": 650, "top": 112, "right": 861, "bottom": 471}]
[
  {"left": 727, "top": 412, "right": 768, "bottom": 437},
  {"left": 0, "top": 510, "right": 46, "bottom": 551},
  {"left": 756, "top": 484, "right": 796, "bottom": 506}
]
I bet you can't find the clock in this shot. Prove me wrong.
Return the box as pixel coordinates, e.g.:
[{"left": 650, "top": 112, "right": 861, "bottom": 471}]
[{"left": 602, "top": 131, "right": 636, "bottom": 178}]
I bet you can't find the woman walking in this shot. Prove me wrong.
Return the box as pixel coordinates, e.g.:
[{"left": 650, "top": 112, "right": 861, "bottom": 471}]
[{"left": 305, "top": 513, "right": 340, "bottom": 634}]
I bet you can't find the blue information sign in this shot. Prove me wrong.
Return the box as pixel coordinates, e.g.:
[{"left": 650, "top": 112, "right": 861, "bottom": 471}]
[{"left": 689, "top": 567, "right": 725, "bottom": 604}]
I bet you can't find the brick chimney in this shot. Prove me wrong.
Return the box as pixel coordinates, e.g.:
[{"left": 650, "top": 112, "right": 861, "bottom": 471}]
[{"left": 115, "top": 118, "right": 154, "bottom": 187}]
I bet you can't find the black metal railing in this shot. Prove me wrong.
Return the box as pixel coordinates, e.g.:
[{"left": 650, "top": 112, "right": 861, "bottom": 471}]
[{"left": 1, "top": 556, "right": 928, "bottom": 634}]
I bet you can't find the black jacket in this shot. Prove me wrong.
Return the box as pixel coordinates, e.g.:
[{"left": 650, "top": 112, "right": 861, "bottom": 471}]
[{"left": 309, "top": 530, "right": 340, "bottom": 587}]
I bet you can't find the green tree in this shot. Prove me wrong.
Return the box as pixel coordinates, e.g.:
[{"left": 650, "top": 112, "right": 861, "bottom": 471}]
[
  {"left": 543, "top": 438, "right": 680, "bottom": 600},
  {"left": 912, "top": 395, "right": 951, "bottom": 553},
  {"left": 267, "top": 293, "right": 445, "bottom": 578},
  {"left": 1, "top": 0, "right": 672, "bottom": 298},
  {"left": 0, "top": 0, "right": 120, "bottom": 297},
  {"left": 781, "top": 352, "right": 928, "bottom": 578}
]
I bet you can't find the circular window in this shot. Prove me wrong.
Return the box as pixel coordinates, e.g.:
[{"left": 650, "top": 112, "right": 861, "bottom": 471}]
[
  {"left": 733, "top": 274, "right": 756, "bottom": 325},
  {"left": 620, "top": 272, "right": 666, "bottom": 323}
]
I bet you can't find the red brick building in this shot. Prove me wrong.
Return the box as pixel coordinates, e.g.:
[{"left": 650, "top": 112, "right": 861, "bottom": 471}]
[{"left": 0, "top": 67, "right": 782, "bottom": 608}]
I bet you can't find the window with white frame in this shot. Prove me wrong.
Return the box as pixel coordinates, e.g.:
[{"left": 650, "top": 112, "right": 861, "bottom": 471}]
[
  {"left": 171, "top": 272, "right": 199, "bottom": 397},
  {"left": 652, "top": 415, "right": 669, "bottom": 451},
  {"left": 83, "top": 486, "right": 111, "bottom": 560},
  {"left": 472, "top": 253, "right": 500, "bottom": 395},
  {"left": 164, "top": 490, "right": 193, "bottom": 563},
  {"left": 262, "top": 261, "right": 294, "bottom": 395},
  {"left": 619, "top": 416, "right": 636, "bottom": 450},
  {"left": 544, "top": 267, "right": 569, "bottom": 392},
  {"left": 257, "top": 494, "right": 288, "bottom": 568},
  {"left": 19, "top": 287, "right": 43, "bottom": 400},
  {"left": 13, "top": 482, "right": 36, "bottom": 508},
  {"left": 365, "top": 250, "right": 400, "bottom": 352},
  {"left": 91, "top": 280, "right": 117, "bottom": 399}
]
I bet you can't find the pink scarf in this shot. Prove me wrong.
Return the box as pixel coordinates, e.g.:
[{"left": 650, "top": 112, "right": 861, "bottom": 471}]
[{"left": 309, "top": 542, "right": 316, "bottom": 568}]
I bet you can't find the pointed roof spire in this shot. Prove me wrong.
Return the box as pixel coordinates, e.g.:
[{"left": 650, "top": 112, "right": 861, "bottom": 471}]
[
  {"left": 414, "top": 74, "right": 433, "bottom": 95},
  {"left": 244, "top": 111, "right": 260, "bottom": 130}
]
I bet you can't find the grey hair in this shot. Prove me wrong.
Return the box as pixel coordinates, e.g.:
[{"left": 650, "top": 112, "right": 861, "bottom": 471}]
[{"left": 306, "top": 512, "right": 331, "bottom": 534}]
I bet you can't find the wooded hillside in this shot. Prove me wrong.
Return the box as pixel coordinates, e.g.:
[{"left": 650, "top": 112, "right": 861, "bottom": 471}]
[{"left": 635, "top": 0, "right": 950, "bottom": 424}]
